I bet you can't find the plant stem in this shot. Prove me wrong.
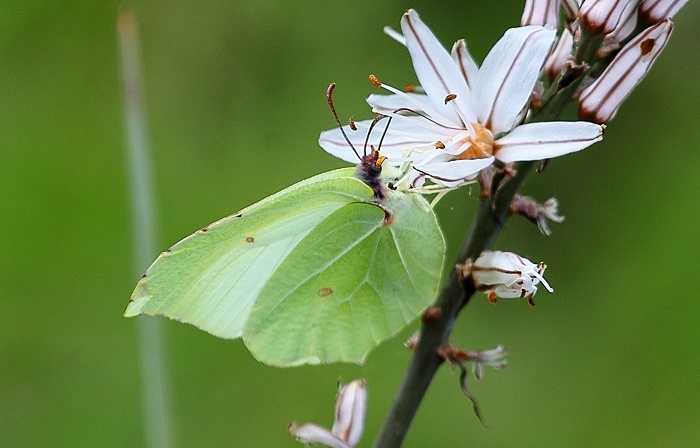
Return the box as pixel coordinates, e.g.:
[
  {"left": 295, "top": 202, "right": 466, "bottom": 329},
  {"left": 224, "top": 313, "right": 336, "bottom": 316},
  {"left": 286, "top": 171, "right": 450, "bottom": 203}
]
[
  {"left": 118, "top": 8, "right": 175, "bottom": 448},
  {"left": 372, "top": 163, "right": 534, "bottom": 448},
  {"left": 371, "top": 21, "right": 607, "bottom": 444}
]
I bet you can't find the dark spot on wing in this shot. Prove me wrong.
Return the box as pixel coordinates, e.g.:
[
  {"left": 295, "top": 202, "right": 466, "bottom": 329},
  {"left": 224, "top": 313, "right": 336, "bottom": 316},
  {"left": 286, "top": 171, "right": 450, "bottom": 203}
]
[
  {"left": 317, "top": 287, "right": 333, "bottom": 297},
  {"left": 245, "top": 236, "right": 254, "bottom": 243},
  {"left": 200, "top": 226, "right": 209, "bottom": 232},
  {"left": 235, "top": 213, "right": 243, "bottom": 218}
]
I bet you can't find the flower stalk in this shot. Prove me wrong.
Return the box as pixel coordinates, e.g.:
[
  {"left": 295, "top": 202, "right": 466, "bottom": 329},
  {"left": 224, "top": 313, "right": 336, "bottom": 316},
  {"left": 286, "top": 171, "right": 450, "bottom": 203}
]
[{"left": 371, "top": 10, "right": 605, "bottom": 447}]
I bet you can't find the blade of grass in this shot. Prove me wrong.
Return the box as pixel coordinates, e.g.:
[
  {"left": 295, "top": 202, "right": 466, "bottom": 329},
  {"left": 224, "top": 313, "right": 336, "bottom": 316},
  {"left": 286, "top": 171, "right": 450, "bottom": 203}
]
[{"left": 118, "top": 8, "right": 174, "bottom": 448}]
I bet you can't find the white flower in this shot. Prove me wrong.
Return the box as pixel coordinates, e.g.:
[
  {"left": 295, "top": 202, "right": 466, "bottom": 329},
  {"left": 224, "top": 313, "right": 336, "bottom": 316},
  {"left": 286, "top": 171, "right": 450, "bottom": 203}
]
[
  {"left": 289, "top": 379, "right": 367, "bottom": 448},
  {"left": 319, "top": 9, "right": 604, "bottom": 190},
  {"left": 470, "top": 250, "right": 553, "bottom": 306}
]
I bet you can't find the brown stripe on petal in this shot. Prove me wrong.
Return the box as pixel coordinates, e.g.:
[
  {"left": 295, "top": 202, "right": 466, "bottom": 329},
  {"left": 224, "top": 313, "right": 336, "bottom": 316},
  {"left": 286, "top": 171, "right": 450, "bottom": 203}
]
[
  {"left": 453, "top": 40, "right": 474, "bottom": 88},
  {"left": 403, "top": 12, "right": 452, "bottom": 95},
  {"left": 494, "top": 132, "right": 602, "bottom": 151},
  {"left": 486, "top": 28, "right": 549, "bottom": 131}
]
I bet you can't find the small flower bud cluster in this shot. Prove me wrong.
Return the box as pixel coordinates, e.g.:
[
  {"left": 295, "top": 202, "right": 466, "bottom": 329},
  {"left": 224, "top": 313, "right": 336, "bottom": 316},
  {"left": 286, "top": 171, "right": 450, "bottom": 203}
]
[
  {"left": 289, "top": 380, "right": 366, "bottom": 448},
  {"left": 522, "top": 0, "right": 685, "bottom": 124},
  {"left": 521, "top": 1, "right": 685, "bottom": 123}
]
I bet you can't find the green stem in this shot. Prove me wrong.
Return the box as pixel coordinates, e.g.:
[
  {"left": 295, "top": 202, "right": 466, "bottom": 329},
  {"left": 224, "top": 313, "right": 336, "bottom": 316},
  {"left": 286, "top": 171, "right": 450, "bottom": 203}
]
[{"left": 118, "top": 8, "right": 175, "bottom": 448}]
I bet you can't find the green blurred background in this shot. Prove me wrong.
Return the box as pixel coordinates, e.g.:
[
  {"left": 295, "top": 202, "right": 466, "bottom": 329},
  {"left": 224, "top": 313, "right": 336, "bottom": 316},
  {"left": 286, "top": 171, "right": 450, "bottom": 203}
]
[{"left": 1, "top": 1, "right": 698, "bottom": 446}]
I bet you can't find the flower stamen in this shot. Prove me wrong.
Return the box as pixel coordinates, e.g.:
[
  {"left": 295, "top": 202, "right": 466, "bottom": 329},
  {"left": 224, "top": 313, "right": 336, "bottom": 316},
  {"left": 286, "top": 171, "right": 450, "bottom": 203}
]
[{"left": 455, "top": 122, "right": 495, "bottom": 160}]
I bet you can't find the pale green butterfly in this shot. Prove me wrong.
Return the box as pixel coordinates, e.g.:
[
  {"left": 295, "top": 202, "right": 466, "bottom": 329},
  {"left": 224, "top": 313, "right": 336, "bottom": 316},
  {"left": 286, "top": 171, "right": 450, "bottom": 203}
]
[{"left": 124, "top": 84, "right": 446, "bottom": 367}]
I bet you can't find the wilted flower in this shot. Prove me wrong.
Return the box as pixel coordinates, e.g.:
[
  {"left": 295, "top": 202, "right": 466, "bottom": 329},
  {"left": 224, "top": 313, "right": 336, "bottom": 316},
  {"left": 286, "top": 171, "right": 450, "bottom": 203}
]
[
  {"left": 468, "top": 250, "right": 553, "bottom": 306},
  {"left": 289, "top": 379, "right": 367, "bottom": 448},
  {"left": 510, "top": 195, "right": 565, "bottom": 236},
  {"left": 467, "top": 345, "right": 509, "bottom": 380},
  {"left": 319, "top": 9, "right": 604, "bottom": 190}
]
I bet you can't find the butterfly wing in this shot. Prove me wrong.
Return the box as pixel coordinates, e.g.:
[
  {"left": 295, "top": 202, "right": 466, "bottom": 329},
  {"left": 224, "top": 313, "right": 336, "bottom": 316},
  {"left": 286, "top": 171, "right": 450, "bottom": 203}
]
[
  {"left": 243, "top": 190, "right": 445, "bottom": 366},
  {"left": 125, "top": 168, "right": 445, "bottom": 367},
  {"left": 125, "top": 168, "right": 368, "bottom": 339}
]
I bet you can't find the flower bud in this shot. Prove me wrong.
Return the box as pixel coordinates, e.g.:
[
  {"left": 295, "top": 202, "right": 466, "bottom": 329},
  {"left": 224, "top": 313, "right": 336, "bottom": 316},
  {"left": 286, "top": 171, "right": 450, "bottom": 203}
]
[
  {"left": 521, "top": 0, "right": 560, "bottom": 27},
  {"left": 580, "top": 0, "right": 636, "bottom": 36},
  {"left": 561, "top": 0, "right": 583, "bottom": 21},
  {"left": 470, "top": 250, "right": 553, "bottom": 306},
  {"left": 604, "top": 0, "right": 640, "bottom": 46},
  {"left": 331, "top": 380, "right": 367, "bottom": 447},
  {"left": 579, "top": 19, "right": 674, "bottom": 123},
  {"left": 544, "top": 29, "right": 574, "bottom": 82},
  {"left": 640, "top": 0, "right": 688, "bottom": 22},
  {"left": 289, "top": 379, "right": 367, "bottom": 448}
]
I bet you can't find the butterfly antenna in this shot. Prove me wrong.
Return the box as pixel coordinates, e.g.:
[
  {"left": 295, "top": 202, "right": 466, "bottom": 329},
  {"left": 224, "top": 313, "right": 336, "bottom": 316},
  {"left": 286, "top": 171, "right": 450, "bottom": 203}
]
[
  {"left": 363, "top": 114, "right": 390, "bottom": 157},
  {"left": 376, "top": 115, "right": 394, "bottom": 155},
  {"left": 326, "top": 83, "right": 361, "bottom": 160}
]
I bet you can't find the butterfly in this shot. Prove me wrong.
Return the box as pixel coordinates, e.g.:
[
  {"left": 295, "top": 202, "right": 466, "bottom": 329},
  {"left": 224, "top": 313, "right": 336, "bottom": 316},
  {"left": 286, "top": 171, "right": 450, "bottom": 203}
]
[{"left": 124, "top": 84, "right": 446, "bottom": 367}]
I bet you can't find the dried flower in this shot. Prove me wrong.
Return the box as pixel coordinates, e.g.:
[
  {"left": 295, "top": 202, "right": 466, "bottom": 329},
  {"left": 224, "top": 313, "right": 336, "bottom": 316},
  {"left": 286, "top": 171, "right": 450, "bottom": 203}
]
[{"left": 511, "top": 195, "right": 565, "bottom": 236}]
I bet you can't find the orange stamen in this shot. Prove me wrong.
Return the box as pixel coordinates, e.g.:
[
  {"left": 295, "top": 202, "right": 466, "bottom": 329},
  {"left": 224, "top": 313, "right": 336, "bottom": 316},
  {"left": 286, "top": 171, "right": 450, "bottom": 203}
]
[{"left": 455, "top": 122, "right": 495, "bottom": 160}]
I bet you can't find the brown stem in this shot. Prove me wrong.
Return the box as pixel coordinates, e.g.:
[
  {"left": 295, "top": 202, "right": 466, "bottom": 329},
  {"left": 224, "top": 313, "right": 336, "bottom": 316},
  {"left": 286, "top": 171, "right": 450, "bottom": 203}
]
[{"left": 372, "top": 162, "right": 534, "bottom": 447}]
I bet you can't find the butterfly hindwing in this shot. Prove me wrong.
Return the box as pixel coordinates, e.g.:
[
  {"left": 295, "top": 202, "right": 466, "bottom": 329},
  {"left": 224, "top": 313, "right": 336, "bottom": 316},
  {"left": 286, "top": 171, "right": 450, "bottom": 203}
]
[{"left": 244, "top": 191, "right": 445, "bottom": 366}]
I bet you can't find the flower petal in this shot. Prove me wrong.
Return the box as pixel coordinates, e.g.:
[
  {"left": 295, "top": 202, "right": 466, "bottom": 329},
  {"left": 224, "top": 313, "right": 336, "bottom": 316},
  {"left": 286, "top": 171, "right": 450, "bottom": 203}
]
[
  {"left": 413, "top": 157, "right": 494, "bottom": 187},
  {"left": 494, "top": 121, "right": 604, "bottom": 163},
  {"left": 383, "top": 26, "right": 406, "bottom": 46},
  {"left": 366, "top": 92, "right": 433, "bottom": 115},
  {"left": 473, "top": 26, "right": 556, "bottom": 134},
  {"left": 319, "top": 118, "right": 444, "bottom": 163},
  {"left": 289, "top": 423, "right": 351, "bottom": 448},
  {"left": 400, "top": 9, "right": 476, "bottom": 126},
  {"left": 451, "top": 39, "right": 480, "bottom": 90}
]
